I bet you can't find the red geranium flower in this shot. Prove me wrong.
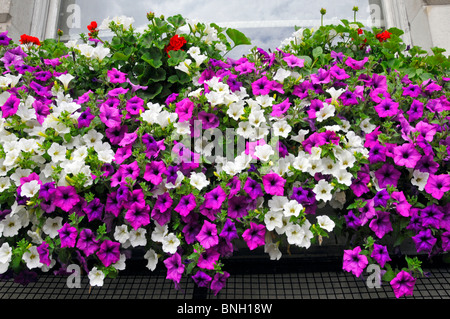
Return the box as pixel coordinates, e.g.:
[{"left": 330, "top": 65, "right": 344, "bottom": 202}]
[
  {"left": 165, "top": 35, "right": 187, "bottom": 57},
  {"left": 376, "top": 30, "right": 392, "bottom": 42},
  {"left": 20, "top": 34, "right": 40, "bottom": 46},
  {"left": 87, "top": 21, "right": 99, "bottom": 39}
]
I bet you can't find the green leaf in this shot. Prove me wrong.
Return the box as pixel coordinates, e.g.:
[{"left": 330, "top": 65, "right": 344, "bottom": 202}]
[
  {"left": 312, "top": 47, "right": 323, "bottom": 59},
  {"left": 112, "top": 52, "right": 129, "bottom": 61},
  {"left": 167, "top": 14, "right": 186, "bottom": 29},
  {"left": 141, "top": 47, "right": 163, "bottom": 68},
  {"left": 167, "top": 50, "right": 188, "bottom": 67},
  {"left": 226, "top": 28, "right": 252, "bottom": 47}
]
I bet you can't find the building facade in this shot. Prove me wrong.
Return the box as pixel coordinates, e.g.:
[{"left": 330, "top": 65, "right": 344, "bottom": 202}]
[{"left": 0, "top": 0, "right": 449, "bottom": 54}]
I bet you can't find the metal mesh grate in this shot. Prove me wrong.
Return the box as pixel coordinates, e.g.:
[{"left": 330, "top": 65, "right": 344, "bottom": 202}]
[{"left": 1, "top": 259, "right": 449, "bottom": 300}]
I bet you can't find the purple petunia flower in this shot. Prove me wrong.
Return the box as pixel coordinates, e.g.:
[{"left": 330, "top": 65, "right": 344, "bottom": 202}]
[
  {"left": 83, "top": 198, "right": 104, "bottom": 222},
  {"left": 77, "top": 107, "right": 95, "bottom": 128},
  {"left": 373, "top": 188, "right": 390, "bottom": 207},
  {"left": 197, "top": 111, "right": 220, "bottom": 130},
  {"left": 310, "top": 68, "right": 331, "bottom": 85},
  {"left": 227, "top": 196, "right": 251, "bottom": 219},
  {"left": 1, "top": 94, "right": 20, "bottom": 118},
  {"left": 412, "top": 228, "right": 437, "bottom": 254},
  {"left": 227, "top": 176, "right": 241, "bottom": 198},
  {"left": 345, "top": 56, "right": 368, "bottom": 70},
  {"left": 374, "top": 163, "right": 401, "bottom": 189},
  {"left": 406, "top": 99, "right": 424, "bottom": 122},
  {"left": 345, "top": 210, "right": 362, "bottom": 230},
  {"left": 368, "top": 142, "right": 386, "bottom": 164},
  {"left": 151, "top": 206, "right": 172, "bottom": 227},
  {"left": 262, "top": 173, "right": 285, "bottom": 196},
  {"left": 33, "top": 100, "right": 51, "bottom": 125},
  {"left": 192, "top": 271, "right": 212, "bottom": 288},
  {"left": 58, "top": 223, "right": 78, "bottom": 248},
  {"left": 196, "top": 220, "right": 219, "bottom": 249},
  {"left": 420, "top": 204, "right": 444, "bottom": 229},
  {"left": 242, "top": 222, "right": 266, "bottom": 251},
  {"left": 369, "top": 211, "right": 393, "bottom": 239},
  {"left": 271, "top": 98, "right": 291, "bottom": 117},
  {"left": 54, "top": 186, "right": 80, "bottom": 212},
  {"left": 350, "top": 171, "right": 371, "bottom": 197},
  {"left": 342, "top": 246, "right": 368, "bottom": 278},
  {"left": 164, "top": 253, "right": 185, "bottom": 285},
  {"left": 371, "top": 244, "right": 391, "bottom": 268},
  {"left": 37, "top": 242, "right": 51, "bottom": 266},
  {"left": 96, "top": 240, "right": 121, "bottom": 267},
  {"left": 76, "top": 229, "right": 99, "bottom": 256},
  {"left": 219, "top": 219, "right": 239, "bottom": 242},
  {"left": 402, "top": 84, "right": 422, "bottom": 98},
  {"left": 175, "top": 194, "right": 197, "bottom": 217},
  {"left": 390, "top": 270, "right": 416, "bottom": 298},
  {"left": 125, "top": 202, "right": 151, "bottom": 230},
  {"left": 210, "top": 271, "right": 230, "bottom": 296},
  {"left": 243, "top": 178, "right": 264, "bottom": 200},
  {"left": 0, "top": 31, "right": 12, "bottom": 46}
]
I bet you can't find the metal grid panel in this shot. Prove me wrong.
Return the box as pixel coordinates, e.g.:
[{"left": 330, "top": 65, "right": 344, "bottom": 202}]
[{"left": 1, "top": 264, "right": 449, "bottom": 300}]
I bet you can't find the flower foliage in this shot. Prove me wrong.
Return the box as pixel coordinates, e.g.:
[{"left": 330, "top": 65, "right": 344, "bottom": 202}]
[{"left": 0, "top": 11, "right": 448, "bottom": 298}]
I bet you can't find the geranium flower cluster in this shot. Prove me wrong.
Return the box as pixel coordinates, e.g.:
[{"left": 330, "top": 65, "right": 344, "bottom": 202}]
[{"left": 0, "top": 12, "right": 448, "bottom": 299}]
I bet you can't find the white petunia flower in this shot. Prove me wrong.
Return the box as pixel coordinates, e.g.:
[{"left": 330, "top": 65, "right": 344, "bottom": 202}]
[
  {"left": 189, "top": 172, "right": 210, "bottom": 190},
  {"left": 162, "top": 233, "right": 180, "bottom": 254},
  {"left": 315, "top": 103, "right": 335, "bottom": 122},
  {"left": 285, "top": 224, "right": 305, "bottom": 246},
  {"left": 151, "top": 223, "right": 168, "bottom": 243},
  {"left": 360, "top": 118, "right": 376, "bottom": 133},
  {"left": 129, "top": 228, "right": 147, "bottom": 247},
  {"left": 1, "top": 214, "right": 21, "bottom": 237},
  {"left": 22, "top": 246, "right": 43, "bottom": 269},
  {"left": 326, "top": 87, "right": 345, "bottom": 104},
  {"left": 42, "top": 216, "right": 63, "bottom": 239},
  {"left": 411, "top": 170, "right": 429, "bottom": 191},
  {"left": 317, "top": 215, "right": 336, "bottom": 232},
  {"left": 268, "top": 196, "right": 289, "bottom": 212},
  {"left": 272, "top": 120, "right": 292, "bottom": 138},
  {"left": 144, "top": 248, "right": 159, "bottom": 271},
  {"left": 335, "top": 169, "right": 353, "bottom": 187},
  {"left": 0, "top": 177, "right": 11, "bottom": 192},
  {"left": 57, "top": 73, "right": 75, "bottom": 90},
  {"left": 313, "top": 179, "right": 334, "bottom": 203},
  {"left": 264, "top": 210, "right": 284, "bottom": 231},
  {"left": 254, "top": 144, "right": 274, "bottom": 162},
  {"left": 0, "top": 243, "right": 12, "bottom": 264},
  {"left": 88, "top": 267, "right": 105, "bottom": 287},
  {"left": 20, "top": 180, "right": 41, "bottom": 198},
  {"left": 248, "top": 110, "right": 266, "bottom": 127},
  {"left": 283, "top": 200, "right": 303, "bottom": 218},
  {"left": 114, "top": 225, "right": 130, "bottom": 244}
]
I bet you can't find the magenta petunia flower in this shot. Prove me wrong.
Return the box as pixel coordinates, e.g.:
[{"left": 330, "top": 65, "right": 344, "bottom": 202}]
[
  {"left": 371, "top": 243, "right": 391, "bottom": 268},
  {"left": 108, "top": 87, "right": 129, "bottom": 97},
  {"left": 175, "top": 98, "right": 195, "bottom": 122},
  {"left": 58, "top": 223, "right": 78, "bottom": 248},
  {"left": 310, "top": 68, "right": 331, "bottom": 85},
  {"left": 96, "top": 240, "right": 121, "bottom": 267},
  {"left": 143, "top": 161, "right": 166, "bottom": 185},
  {"left": 204, "top": 185, "right": 227, "bottom": 210},
  {"left": 242, "top": 222, "right": 266, "bottom": 251},
  {"left": 99, "top": 104, "right": 122, "bottom": 128},
  {"left": 1, "top": 94, "right": 20, "bottom": 118},
  {"left": 262, "top": 173, "right": 285, "bottom": 196},
  {"left": 283, "top": 54, "right": 304, "bottom": 68},
  {"left": 406, "top": 99, "right": 424, "bottom": 122},
  {"left": 329, "top": 65, "right": 350, "bottom": 80},
  {"left": 412, "top": 228, "right": 437, "bottom": 254},
  {"left": 125, "top": 202, "right": 151, "bottom": 230},
  {"left": 107, "top": 68, "right": 127, "bottom": 84},
  {"left": 164, "top": 253, "right": 185, "bottom": 285},
  {"left": 402, "top": 84, "right": 422, "bottom": 98},
  {"left": 424, "top": 174, "right": 450, "bottom": 200},
  {"left": 393, "top": 143, "right": 421, "bottom": 168},
  {"left": 342, "top": 246, "right": 368, "bottom": 277},
  {"left": 54, "top": 186, "right": 80, "bottom": 213},
  {"left": 196, "top": 220, "right": 219, "bottom": 249},
  {"left": 374, "top": 163, "right": 401, "bottom": 189},
  {"left": 271, "top": 98, "right": 291, "bottom": 117},
  {"left": 118, "top": 161, "right": 140, "bottom": 183},
  {"left": 243, "top": 178, "right": 264, "bottom": 200},
  {"left": 390, "top": 270, "right": 416, "bottom": 298},
  {"left": 0, "top": 30, "right": 11, "bottom": 46},
  {"left": 369, "top": 211, "right": 393, "bottom": 239},
  {"left": 125, "top": 96, "right": 145, "bottom": 116},
  {"left": 235, "top": 61, "right": 256, "bottom": 75},
  {"left": 345, "top": 56, "right": 368, "bottom": 70},
  {"left": 374, "top": 98, "right": 399, "bottom": 118},
  {"left": 174, "top": 194, "right": 197, "bottom": 217},
  {"left": 251, "top": 76, "right": 272, "bottom": 95},
  {"left": 197, "top": 248, "right": 220, "bottom": 270}
]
